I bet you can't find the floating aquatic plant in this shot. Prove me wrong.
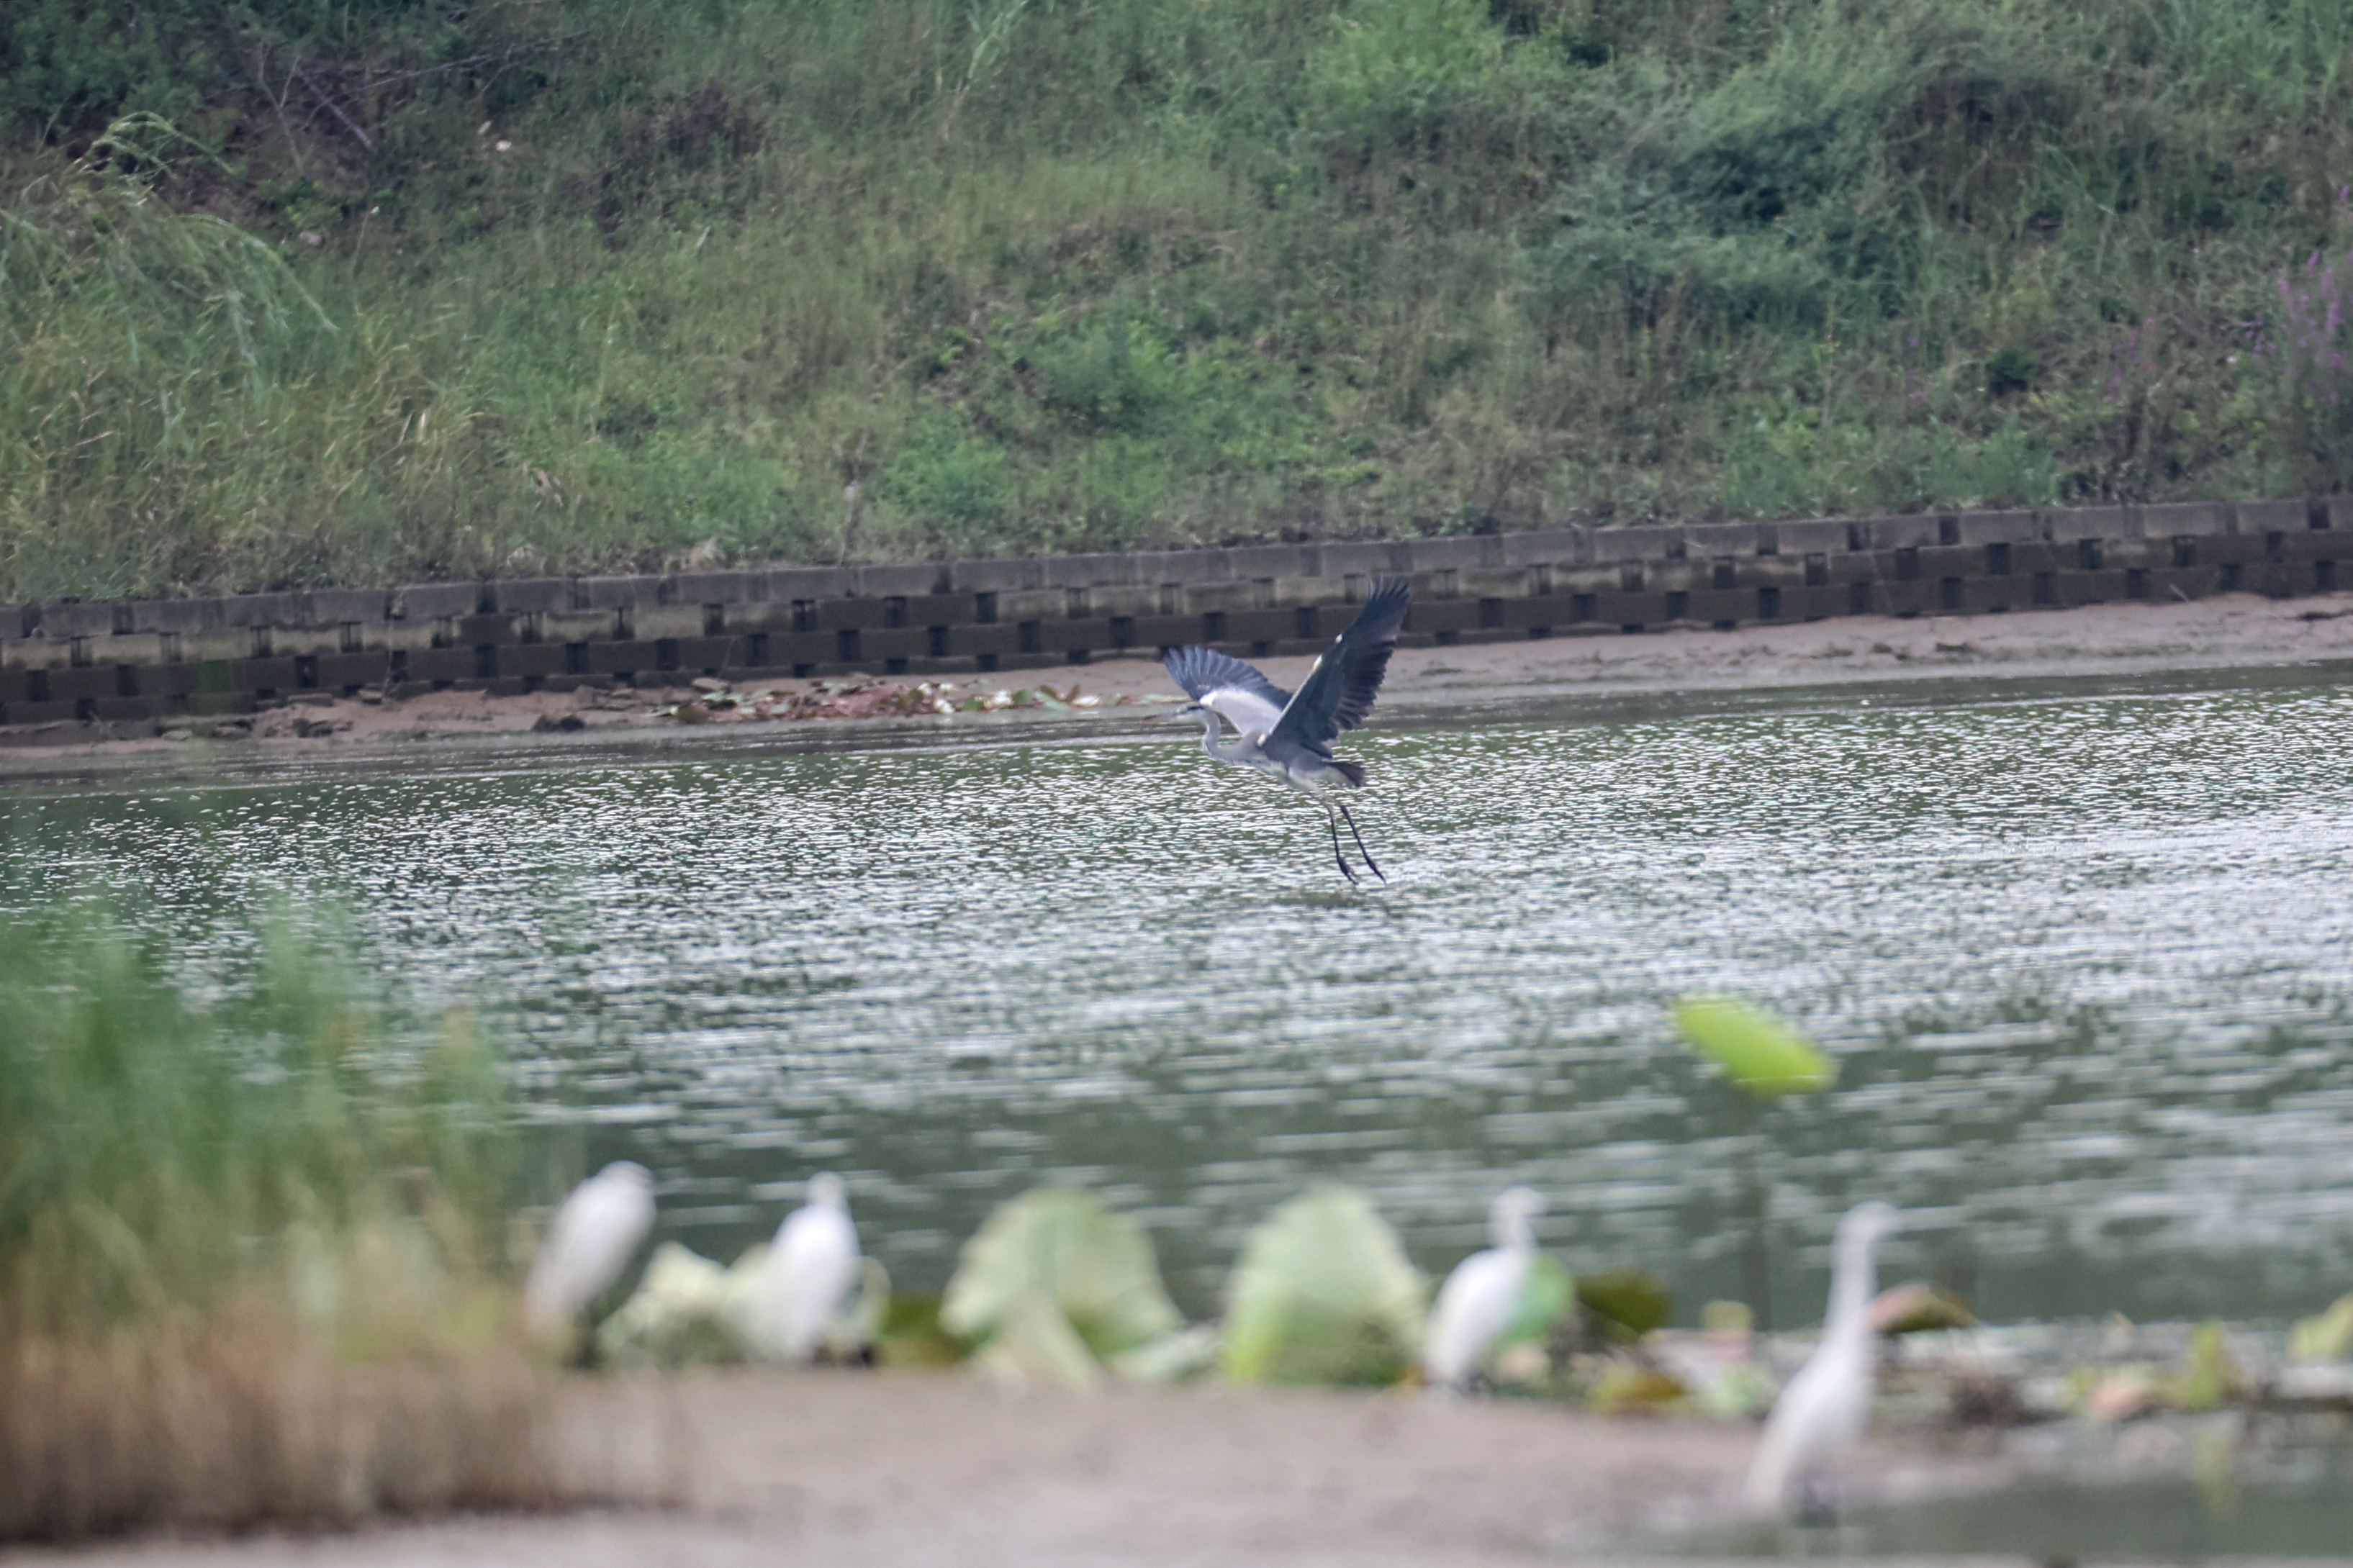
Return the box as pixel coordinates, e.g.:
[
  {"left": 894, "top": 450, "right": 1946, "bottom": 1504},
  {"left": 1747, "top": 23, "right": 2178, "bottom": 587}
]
[
  {"left": 941, "top": 1188, "right": 1188, "bottom": 1385},
  {"left": 1221, "top": 1184, "right": 1426, "bottom": 1386},
  {"left": 2289, "top": 1293, "right": 2353, "bottom": 1362}
]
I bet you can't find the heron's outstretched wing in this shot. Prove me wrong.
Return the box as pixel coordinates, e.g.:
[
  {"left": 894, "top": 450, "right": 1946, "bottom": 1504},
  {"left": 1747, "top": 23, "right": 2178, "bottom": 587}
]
[
  {"left": 1268, "top": 577, "right": 1411, "bottom": 753},
  {"left": 1162, "top": 645, "right": 1291, "bottom": 735}
]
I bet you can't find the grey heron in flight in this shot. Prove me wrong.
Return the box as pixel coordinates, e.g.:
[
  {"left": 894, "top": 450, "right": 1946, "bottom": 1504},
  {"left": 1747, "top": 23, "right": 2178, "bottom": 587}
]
[{"left": 1161, "top": 576, "right": 1410, "bottom": 882}]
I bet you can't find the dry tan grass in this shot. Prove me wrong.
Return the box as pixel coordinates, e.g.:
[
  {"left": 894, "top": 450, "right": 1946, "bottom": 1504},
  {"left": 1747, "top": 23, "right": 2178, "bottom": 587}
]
[{"left": 0, "top": 1305, "right": 597, "bottom": 1544}]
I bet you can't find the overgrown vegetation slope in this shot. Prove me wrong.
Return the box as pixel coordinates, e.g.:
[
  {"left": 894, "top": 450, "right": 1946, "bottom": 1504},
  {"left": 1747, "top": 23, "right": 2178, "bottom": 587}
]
[{"left": 7, "top": 0, "right": 2353, "bottom": 597}]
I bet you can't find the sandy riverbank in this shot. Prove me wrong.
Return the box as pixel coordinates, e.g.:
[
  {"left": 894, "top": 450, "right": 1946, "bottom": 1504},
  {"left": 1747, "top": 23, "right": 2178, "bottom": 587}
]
[
  {"left": 5, "top": 592, "right": 2353, "bottom": 781},
  {"left": 5, "top": 1369, "right": 1997, "bottom": 1568}
]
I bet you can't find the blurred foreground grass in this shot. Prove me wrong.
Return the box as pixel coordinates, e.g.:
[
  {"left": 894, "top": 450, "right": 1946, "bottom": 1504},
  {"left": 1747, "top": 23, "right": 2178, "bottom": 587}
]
[{"left": 0, "top": 905, "right": 575, "bottom": 1541}]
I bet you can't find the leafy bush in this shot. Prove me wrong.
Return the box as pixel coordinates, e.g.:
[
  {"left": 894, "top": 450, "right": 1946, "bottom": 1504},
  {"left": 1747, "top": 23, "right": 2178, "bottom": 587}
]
[
  {"left": 884, "top": 420, "right": 1013, "bottom": 556},
  {"left": 0, "top": 0, "right": 470, "bottom": 139}
]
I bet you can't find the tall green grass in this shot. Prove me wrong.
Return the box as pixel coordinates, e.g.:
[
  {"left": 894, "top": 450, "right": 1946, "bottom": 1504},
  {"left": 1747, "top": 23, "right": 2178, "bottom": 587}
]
[
  {"left": 4, "top": 0, "right": 2353, "bottom": 597},
  {"left": 0, "top": 903, "right": 570, "bottom": 1540},
  {"left": 0, "top": 902, "right": 514, "bottom": 1333}
]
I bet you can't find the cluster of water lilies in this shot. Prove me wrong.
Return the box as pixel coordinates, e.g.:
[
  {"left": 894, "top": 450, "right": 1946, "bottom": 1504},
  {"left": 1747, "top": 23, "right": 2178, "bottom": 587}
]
[
  {"left": 518, "top": 995, "right": 2353, "bottom": 1521},
  {"left": 655, "top": 676, "right": 1180, "bottom": 725},
  {"left": 546, "top": 1174, "right": 1622, "bottom": 1392}
]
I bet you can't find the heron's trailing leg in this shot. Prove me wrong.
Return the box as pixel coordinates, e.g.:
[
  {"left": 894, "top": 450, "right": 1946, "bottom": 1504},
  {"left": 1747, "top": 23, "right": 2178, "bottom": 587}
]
[
  {"left": 1334, "top": 799, "right": 1385, "bottom": 883},
  {"left": 1321, "top": 802, "right": 1360, "bottom": 884},
  {"left": 1794, "top": 1477, "right": 1836, "bottom": 1528}
]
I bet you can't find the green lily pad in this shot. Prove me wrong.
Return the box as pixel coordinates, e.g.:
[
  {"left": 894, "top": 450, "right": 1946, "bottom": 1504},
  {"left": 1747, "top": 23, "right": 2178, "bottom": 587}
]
[
  {"left": 595, "top": 1241, "right": 751, "bottom": 1368},
  {"left": 940, "top": 1188, "right": 1183, "bottom": 1361},
  {"left": 1222, "top": 1184, "right": 1427, "bottom": 1385},
  {"left": 2290, "top": 1292, "right": 2353, "bottom": 1361},
  {"left": 1496, "top": 1254, "right": 1575, "bottom": 1351},
  {"left": 1672, "top": 995, "right": 1835, "bottom": 1095},
  {"left": 876, "top": 1292, "right": 965, "bottom": 1368},
  {"left": 970, "top": 1291, "right": 1103, "bottom": 1388},
  {"left": 1108, "top": 1323, "right": 1221, "bottom": 1384}
]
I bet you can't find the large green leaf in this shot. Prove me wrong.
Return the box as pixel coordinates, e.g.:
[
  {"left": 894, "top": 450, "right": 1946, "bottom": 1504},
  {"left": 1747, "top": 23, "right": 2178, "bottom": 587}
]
[
  {"left": 2290, "top": 1292, "right": 2353, "bottom": 1361},
  {"left": 1672, "top": 995, "right": 1835, "bottom": 1095},
  {"left": 970, "top": 1291, "right": 1104, "bottom": 1388},
  {"left": 595, "top": 1241, "right": 763, "bottom": 1369},
  {"left": 1221, "top": 1184, "right": 1427, "bottom": 1385},
  {"left": 1496, "top": 1254, "right": 1574, "bottom": 1351},
  {"left": 940, "top": 1188, "right": 1183, "bottom": 1360}
]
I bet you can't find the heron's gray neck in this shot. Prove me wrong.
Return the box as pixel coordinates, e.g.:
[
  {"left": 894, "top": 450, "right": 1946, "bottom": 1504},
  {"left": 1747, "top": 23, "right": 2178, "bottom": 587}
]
[{"left": 1190, "top": 710, "right": 1251, "bottom": 763}]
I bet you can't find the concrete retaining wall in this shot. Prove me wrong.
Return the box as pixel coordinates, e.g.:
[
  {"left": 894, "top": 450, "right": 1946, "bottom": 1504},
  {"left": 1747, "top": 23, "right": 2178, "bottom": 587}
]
[{"left": 5, "top": 497, "right": 2347, "bottom": 725}]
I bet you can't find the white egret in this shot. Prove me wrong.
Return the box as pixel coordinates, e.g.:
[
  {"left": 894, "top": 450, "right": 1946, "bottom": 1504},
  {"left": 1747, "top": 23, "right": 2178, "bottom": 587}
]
[
  {"left": 1745, "top": 1199, "right": 1906, "bottom": 1517},
  {"left": 755, "top": 1171, "right": 862, "bottom": 1361},
  {"left": 1421, "top": 1186, "right": 1545, "bottom": 1391},
  {"left": 523, "top": 1160, "right": 656, "bottom": 1335}
]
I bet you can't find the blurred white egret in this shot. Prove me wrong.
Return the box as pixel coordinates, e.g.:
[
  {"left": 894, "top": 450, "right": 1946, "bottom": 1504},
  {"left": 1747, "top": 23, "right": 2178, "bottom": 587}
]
[
  {"left": 1745, "top": 1199, "right": 1905, "bottom": 1517},
  {"left": 1421, "top": 1186, "right": 1544, "bottom": 1391},
  {"left": 523, "top": 1160, "right": 656, "bottom": 1334},
  {"left": 756, "top": 1171, "right": 862, "bottom": 1361}
]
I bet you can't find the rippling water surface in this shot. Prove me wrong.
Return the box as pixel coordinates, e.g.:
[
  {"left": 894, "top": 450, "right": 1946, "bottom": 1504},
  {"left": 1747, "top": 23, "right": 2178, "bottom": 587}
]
[{"left": 7, "top": 676, "right": 2353, "bottom": 1323}]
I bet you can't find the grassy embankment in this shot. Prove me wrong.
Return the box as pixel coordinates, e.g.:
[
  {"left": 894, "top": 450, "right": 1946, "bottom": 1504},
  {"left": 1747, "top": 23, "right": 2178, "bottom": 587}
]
[
  {"left": 0, "top": 905, "right": 581, "bottom": 1541},
  {"left": 7, "top": 0, "right": 2353, "bottom": 599}
]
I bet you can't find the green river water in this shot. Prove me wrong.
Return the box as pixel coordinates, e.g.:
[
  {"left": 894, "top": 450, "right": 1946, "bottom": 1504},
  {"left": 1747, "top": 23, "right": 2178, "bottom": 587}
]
[{"left": 6, "top": 672, "right": 2352, "bottom": 1328}]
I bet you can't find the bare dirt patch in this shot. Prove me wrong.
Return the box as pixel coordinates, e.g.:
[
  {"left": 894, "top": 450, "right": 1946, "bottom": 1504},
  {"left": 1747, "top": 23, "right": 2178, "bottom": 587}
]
[{"left": 2, "top": 1370, "right": 1980, "bottom": 1567}]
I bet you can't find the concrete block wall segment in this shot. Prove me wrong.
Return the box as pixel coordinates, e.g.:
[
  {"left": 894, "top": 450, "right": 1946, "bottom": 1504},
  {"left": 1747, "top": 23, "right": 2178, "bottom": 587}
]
[
  {"left": 1863, "top": 514, "right": 1942, "bottom": 550},
  {"left": 768, "top": 566, "right": 855, "bottom": 602},
  {"left": 1589, "top": 525, "right": 1686, "bottom": 563},
  {"left": 1218, "top": 543, "right": 1329, "bottom": 579},
  {"left": 2045, "top": 505, "right": 2136, "bottom": 542},
  {"left": 1954, "top": 509, "right": 2040, "bottom": 545},
  {"left": 392, "top": 582, "right": 481, "bottom": 619},
  {"left": 945, "top": 557, "right": 1046, "bottom": 593},
  {"left": 2234, "top": 498, "right": 2306, "bottom": 534},
  {"left": 1316, "top": 540, "right": 1413, "bottom": 579},
  {"left": 1498, "top": 527, "right": 1587, "bottom": 567},
  {"left": 40, "top": 603, "right": 119, "bottom": 638},
  {"left": 7, "top": 496, "right": 2353, "bottom": 725},
  {"left": 1398, "top": 535, "right": 1503, "bottom": 572},
  {"left": 2137, "top": 502, "right": 2231, "bottom": 539},
  {"left": 845, "top": 563, "right": 939, "bottom": 599},
  {"left": 1774, "top": 519, "right": 1851, "bottom": 555},
  {"left": 1682, "top": 521, "right": 1763, "bottom": 557}
]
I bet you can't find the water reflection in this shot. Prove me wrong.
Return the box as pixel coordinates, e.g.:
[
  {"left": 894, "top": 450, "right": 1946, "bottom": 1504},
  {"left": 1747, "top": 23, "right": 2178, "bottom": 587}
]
[{"left": 6, "top": 681, "right": 2353, "bottom": 1323}]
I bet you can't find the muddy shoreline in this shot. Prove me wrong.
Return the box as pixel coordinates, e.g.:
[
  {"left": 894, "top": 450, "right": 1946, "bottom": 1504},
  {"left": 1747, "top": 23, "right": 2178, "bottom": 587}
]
[
  {"left": 4, "top": 1371, "right": 1994, "bottom": 1567},
  {"left": 4, "top": 593, "right": 2352, "bottom": 785}
]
